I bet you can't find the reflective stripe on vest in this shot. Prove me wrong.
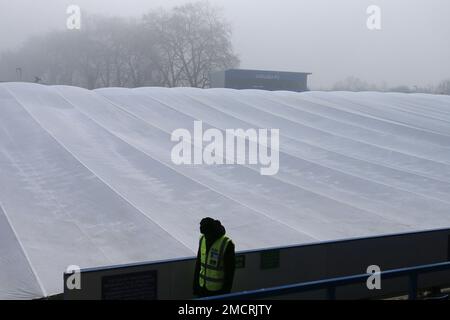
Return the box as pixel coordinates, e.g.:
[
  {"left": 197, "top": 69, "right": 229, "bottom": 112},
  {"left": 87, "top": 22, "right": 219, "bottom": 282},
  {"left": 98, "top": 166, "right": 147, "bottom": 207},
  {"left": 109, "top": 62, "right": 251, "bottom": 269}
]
[{"left": 199, "top": 235, "right": 231, "bottom": 291}]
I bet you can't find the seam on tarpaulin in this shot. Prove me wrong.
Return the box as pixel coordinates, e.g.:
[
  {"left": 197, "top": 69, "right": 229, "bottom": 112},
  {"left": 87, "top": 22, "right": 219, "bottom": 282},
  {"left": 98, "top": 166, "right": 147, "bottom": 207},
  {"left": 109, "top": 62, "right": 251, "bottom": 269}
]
[
  {"left": 3, "top": 85, "right": 120, "bottom": 267},
  {"left": 98, "top": 89, "right": 416, "bottom": 228},
  {"left": 56, "top": 88, "right": 319, "bottom": 242},
  {"left": 0, "top": 200, "right": 47, "bottom": 298},
  {"left": 7, "top": 85, "right": 196, "bottom": 255},
  {"left": 89, "top": 89, "right": 414, "bottom": 233}
]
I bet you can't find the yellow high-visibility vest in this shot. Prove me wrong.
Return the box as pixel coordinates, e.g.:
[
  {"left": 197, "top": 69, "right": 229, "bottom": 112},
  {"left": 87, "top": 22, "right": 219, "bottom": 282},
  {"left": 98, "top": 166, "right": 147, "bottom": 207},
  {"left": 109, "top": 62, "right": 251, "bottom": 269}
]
[{"left": 199, "top": 235, "right": 231, "bottom": 291}]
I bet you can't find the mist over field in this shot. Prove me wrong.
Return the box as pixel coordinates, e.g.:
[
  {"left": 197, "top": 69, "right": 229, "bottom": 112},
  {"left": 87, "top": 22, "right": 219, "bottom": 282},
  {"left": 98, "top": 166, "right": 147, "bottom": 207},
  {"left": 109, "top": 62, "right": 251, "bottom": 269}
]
[{"left": 0, "top": 0, "right": 449, "bottom": 90}]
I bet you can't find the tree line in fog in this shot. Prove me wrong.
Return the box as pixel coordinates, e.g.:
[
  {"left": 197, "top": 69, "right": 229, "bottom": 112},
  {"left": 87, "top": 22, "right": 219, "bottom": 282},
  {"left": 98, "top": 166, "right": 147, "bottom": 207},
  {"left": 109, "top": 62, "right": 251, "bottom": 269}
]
[
  {"left": 332, "top": 76, "right": 450, "bottom": 95},
  {"left": 1, "top": 0, "right": 449, "bottom": 95},
  {"left": 0, "top": 2, "right": 239, "bottom": 89}
]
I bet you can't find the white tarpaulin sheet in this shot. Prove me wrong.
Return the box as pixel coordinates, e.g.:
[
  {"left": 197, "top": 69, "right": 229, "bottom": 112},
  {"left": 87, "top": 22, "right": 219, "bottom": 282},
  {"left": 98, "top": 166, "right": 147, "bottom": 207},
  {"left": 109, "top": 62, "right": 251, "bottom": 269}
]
[{"left": 0, "top": 82, "right": 449, "bottom": 299}]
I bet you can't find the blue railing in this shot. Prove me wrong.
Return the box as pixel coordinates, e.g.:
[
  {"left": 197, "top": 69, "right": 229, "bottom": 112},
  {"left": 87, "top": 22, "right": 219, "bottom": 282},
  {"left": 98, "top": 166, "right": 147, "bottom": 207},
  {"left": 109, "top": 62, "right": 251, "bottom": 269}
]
[{"left": 200, "top": 261, "right": 450, "bottom": 300}]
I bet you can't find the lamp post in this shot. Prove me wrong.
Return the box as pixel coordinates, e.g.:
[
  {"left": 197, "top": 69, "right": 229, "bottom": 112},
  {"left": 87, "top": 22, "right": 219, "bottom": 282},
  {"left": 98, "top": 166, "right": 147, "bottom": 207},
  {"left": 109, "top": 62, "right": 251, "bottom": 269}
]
[{"left": 16, "top": 67, "right": 22, "bottom": 81}]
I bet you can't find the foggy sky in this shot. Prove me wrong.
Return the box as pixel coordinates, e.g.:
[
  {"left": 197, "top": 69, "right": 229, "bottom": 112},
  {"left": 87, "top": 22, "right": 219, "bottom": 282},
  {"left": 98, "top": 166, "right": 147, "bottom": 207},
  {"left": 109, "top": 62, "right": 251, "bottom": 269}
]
[{"left": 0, "top": 0, "right": 449, "bottom": 89}]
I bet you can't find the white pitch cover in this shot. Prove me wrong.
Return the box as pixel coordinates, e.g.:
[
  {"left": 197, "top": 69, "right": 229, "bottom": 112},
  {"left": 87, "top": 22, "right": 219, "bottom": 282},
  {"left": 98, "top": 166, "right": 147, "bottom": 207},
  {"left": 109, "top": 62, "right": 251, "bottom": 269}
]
[{"left": 0, "top": 82, "right": 449, "bottom": 299}]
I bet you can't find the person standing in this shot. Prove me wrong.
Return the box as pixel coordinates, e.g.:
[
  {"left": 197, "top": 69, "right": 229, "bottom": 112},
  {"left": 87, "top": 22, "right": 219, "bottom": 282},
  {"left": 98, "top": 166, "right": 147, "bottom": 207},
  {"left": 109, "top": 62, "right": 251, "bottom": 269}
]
[{"left": 193, "top": 217, "right": 235, "bottom": 297}]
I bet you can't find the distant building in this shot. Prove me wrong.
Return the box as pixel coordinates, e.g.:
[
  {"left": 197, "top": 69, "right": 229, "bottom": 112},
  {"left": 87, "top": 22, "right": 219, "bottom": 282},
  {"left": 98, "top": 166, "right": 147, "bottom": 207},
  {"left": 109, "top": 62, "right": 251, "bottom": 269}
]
[{"left": 210, "top": 69, "right": 311, "bottom": 92}]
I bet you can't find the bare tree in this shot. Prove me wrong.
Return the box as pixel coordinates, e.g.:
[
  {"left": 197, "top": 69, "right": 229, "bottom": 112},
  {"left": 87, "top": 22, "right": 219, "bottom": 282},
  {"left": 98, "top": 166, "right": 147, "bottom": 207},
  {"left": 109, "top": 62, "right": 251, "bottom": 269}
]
[
  {"left": 332, "top": 76, "right": 376, "bottom": 92},
  {"left": 144, "top": 1, "right": 239, "bottom": 88},
  {"left": 436, "top": 79, "right": 450, "bottom": 95},
  {"left": 122, "top": 19, "right": 163, "bottom": 87},
  {"left": 0, "top": 1, "right": 239, "bottom": 89}
]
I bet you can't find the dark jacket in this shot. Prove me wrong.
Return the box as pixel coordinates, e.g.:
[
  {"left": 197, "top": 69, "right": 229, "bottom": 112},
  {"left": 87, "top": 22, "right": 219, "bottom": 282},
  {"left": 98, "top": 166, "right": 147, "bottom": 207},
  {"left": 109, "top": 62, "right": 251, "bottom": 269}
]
[{"left": 193, "top": 220, "right": 235, "bottom": 297}]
